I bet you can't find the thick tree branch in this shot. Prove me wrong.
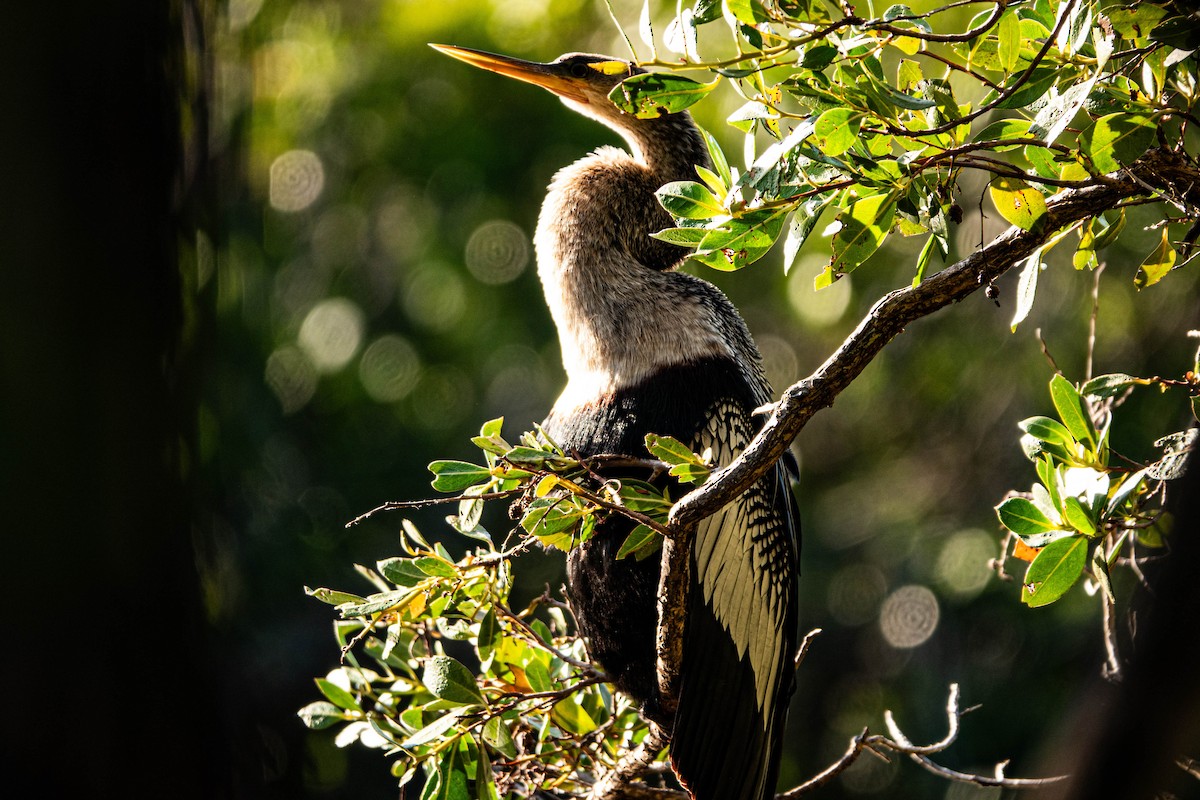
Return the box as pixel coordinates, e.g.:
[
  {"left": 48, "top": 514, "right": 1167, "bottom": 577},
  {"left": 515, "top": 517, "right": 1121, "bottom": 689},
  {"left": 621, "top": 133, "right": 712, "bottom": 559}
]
[
  {"left": 668, "top": 148, "right": 1194, "bottom": 532},
  {"left": 650, "top": 146, "right": 1198, "bottom": 752}
]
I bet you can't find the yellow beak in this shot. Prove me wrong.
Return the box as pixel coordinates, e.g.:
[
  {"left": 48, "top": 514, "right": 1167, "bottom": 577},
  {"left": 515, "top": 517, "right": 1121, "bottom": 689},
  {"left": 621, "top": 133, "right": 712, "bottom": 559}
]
[{"left": 429, "top": 44, "right": 591, "bottom": 104}]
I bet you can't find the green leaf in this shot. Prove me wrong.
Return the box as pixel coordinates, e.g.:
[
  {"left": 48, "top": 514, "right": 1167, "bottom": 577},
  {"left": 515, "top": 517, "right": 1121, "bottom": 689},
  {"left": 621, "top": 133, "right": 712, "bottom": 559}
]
[
  {"left": 523, "top": 657, "right": 552, "bottom": 693},
  {"left": 553, "top": 694, "right": 599, "bottom": 735},
  {"left": 377, "top": 557, "right": 428, "bottom": 587},
  {"left": 616, "top": 480, "right": 674, "bottom": 516},
  {"left": 996, "top": 68, "right": 1059, "bottom": 109},
  {"left": 616, "top": 523, "right": 664, "bottom": 560},
  {"left": 998, "top": 10, "right": 1021, "bottom": 71},
  {"left": 298, "top": 701, "right": 347, "bottom": 730},
  {"left": 726, "top": 0, "right": 769, "bottom": 25},
  {"left": 1092, "top": 210, "right": 1126, "bottom": 250},
  {"left": 476, "top": 607, "right": 501, "bottom": 666},
  {"left": 1061, "top": 495, "right": 1098, "bottom": 536},
  {"left": 422, "top": 656, "right": 485, "bottom": 706},
  {"left": 802, "top": 44, "right": 839, "bottom": 69},
  {"left": 694, "top": 210, "right": 788, "bottom": 270},
  {"left": 316, "top": 677, "right": 362, "bottom": 712},
  {"left": 1022, "top": 536, "right": 1087, "bottom": 607},
  {"left": 1106, "top": 467, "right": 1147, "bottom": 515},
  {"left": 813, "top": 108, "right": 860, "bottom": 156},
  {"left": 482, "top": 716, "right": 517, "bottom": 759},
  {"left": 656, "top": 180, "right": 724, "bottom": 219},
  {"left": 971, "top": 118, "right": 1032, "bottom": 150},
  {"left": 429, "top": 461, "right": 492, "bottom": 492},
  {"left": 1134, "top": 228, "right": 1176, "bottom": 289},
  {"left": 1081, "top": 113, "right": 1155, "bottom": 174},
  {"left": 1050, "top": 374, "right": 1097, "bottom": 451},
  {"left": 1019, "top": 415, "right": 1076, "bottom": 449},
  {"left": 645, "top": 433, "right": 702, "bottom": 465},
  {"left": 609, "top": 72, "right": 720, "bottom": 119},
  {"left": 831, "top": 192, "right": 896, "bottom": 271},
  {"left": 1091, "top": 546, "right": 1116, "bottom": 603},
  {"left": 1106, "top": 5, "right": 1168, "bottom": 40},
  {"left": 413, "top": 556, "right": 458, "bottom": 579},
  {"left": 989, "top": 177, "right": 1046, "bottom": 232},
  {"left": 650, "top": 227, "right": 709, "bottom": 246},
  {"left": 426, "top": 748, "right": 470, "bottom": 800},
  {"left": 996, "top": 496, "right": 1060, "bottom": 536},
  {"left": 699, "top": 126, "right": 732, "bottom": 188}
]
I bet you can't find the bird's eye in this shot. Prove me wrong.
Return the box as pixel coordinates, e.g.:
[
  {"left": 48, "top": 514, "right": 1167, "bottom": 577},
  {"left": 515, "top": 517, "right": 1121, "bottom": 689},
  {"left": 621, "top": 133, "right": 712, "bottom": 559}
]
[{"left": 569, "top": 62, "right": 589, "bottom": 78}]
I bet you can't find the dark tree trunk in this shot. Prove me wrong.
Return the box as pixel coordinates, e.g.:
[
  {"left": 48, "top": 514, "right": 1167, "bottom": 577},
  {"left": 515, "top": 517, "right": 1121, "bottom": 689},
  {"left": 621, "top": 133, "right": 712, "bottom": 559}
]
[{"left": 0, "top": 2, "right": 222, "bottom": 796}]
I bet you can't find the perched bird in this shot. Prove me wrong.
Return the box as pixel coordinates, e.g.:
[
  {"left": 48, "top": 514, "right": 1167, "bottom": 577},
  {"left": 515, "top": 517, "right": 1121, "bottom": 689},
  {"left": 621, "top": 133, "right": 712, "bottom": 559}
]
[{"left": 433, "top": 44, "right": 800, "bottom": 800}]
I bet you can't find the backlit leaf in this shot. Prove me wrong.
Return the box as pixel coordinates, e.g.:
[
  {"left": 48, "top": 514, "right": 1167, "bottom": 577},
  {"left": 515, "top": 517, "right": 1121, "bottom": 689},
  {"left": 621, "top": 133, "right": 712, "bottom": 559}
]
[
  {"left": 1050, "top": 374, "right": 1096, "bottom": 451},
  {"left": 989, "top": 177, "right": 1046, "bottom": 232},
  {"left": 831, "top": 192, "right": 895, "bottom": 271},
  {"left": 1133, "top": 228, "right": 1176, "bottom": 289},
  {"left": 1081, "top": 113, "right": 1155, "bottom": 174},
  {"left": 813, "top": 108, "right": 860, "bottom": 156}
]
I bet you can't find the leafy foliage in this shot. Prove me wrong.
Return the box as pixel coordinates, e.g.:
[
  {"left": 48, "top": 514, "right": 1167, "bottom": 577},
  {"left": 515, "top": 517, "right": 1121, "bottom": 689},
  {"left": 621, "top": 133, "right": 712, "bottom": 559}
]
[
  {"left": 300, "top": 420, "right": 714, "bottom": 795},
  {"left": 611, "top": 0, "right": 1198, "bottom": 292},
  {"left": 996, "top": 366, "right": 1199, "bottom": 608}
]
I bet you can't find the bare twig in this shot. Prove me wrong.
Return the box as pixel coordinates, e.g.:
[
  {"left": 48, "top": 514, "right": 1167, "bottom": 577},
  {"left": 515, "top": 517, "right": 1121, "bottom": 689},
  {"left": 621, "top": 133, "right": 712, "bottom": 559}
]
[
  {"left": 779, "top": 684, "right": 1069, "bottom": 797},
  {"left": 345, "top": 490, "right": 523, "bottom": 527}
]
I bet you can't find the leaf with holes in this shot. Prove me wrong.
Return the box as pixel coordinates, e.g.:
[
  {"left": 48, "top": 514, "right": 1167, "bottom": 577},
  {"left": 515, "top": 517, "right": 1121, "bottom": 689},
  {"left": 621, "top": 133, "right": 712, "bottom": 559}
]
[
  {"left": 990, "top": 177, "right": 1046, "bottom": 232},
  {"left": 610, "top": 73, "right": 720, "bottom": 119}
]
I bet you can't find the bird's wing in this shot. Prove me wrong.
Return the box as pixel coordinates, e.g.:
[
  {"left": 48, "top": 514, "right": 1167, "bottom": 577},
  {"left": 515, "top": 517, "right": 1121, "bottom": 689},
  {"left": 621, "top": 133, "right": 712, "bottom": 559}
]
[{"left": 670, "top": 398, "right": 799, "bottom": 800}]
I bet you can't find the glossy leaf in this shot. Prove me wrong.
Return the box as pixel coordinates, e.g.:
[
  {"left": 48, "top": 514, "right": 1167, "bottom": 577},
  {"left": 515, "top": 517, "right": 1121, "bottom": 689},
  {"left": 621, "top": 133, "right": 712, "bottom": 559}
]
[
  {"left": 1022, "top": 535, "right": 1087, "bottom": 607},
  {"left": 996, "top": 496, "right": 1060, "bottom": 536},
  {"left": 1061, "top": 495, "right": 1097, "bottom": 536},
  {"left": 616, "top": 523, "right": 663, "bottom": 561},
  {"left": 1050, "top": 374, "right": 1097, "bottom": 451},
  {"left": 656, "top": 180, "right": 724, "bottom": 219},
  {"left": 429, "top": 461, "right": 492, "bottom": 492}
]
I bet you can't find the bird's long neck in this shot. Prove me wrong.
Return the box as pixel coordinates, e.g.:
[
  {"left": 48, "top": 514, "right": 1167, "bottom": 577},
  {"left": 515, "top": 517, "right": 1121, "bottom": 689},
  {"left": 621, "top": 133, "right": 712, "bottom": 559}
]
[{"left": 534, "top": 111, "right": 741, "bottom": 411}]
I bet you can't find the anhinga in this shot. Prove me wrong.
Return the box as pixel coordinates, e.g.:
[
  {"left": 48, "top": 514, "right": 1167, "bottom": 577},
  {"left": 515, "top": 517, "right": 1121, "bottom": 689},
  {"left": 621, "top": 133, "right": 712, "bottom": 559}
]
[{"left": 433, "top": 44, "right": 800, "bottom": 800}]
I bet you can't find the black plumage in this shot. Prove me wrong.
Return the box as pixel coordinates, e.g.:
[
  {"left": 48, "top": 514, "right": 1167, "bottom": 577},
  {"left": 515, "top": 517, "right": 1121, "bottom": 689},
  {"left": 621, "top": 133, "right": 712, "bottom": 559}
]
[{"left": 433, "top": 45, "right": 800, "bottom": 800}]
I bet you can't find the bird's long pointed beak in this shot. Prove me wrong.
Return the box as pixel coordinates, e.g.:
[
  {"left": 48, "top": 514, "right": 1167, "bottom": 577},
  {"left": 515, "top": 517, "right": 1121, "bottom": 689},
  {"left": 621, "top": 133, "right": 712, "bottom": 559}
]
[{"left": 429, "top": 44, "right": 590, "bottom": 103}]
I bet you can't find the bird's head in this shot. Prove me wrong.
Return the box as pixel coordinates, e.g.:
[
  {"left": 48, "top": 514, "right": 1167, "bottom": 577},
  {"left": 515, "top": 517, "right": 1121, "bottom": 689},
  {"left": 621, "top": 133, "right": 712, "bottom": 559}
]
[{"left": 430, "top": 45, "right": 644, "bottom": 127}]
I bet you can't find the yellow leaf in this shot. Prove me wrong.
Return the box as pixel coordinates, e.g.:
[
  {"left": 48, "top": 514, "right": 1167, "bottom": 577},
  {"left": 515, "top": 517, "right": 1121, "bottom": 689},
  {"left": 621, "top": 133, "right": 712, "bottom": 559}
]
[{"left": 989, "top": 177, "right": 1047, "bottom": 231}]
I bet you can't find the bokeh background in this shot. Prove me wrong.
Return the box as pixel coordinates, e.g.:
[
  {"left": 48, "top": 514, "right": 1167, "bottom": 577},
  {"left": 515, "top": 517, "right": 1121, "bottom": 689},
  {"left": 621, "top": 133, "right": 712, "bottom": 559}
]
[{"left": 4, "top": 1, "right": 1197, "bottom": 798}]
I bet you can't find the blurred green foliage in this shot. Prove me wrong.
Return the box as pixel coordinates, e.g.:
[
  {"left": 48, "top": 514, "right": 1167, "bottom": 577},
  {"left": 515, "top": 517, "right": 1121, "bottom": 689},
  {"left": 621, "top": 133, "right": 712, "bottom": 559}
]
[{"left": 205, "top": 0, "right": 1199, "bottom": 797}]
